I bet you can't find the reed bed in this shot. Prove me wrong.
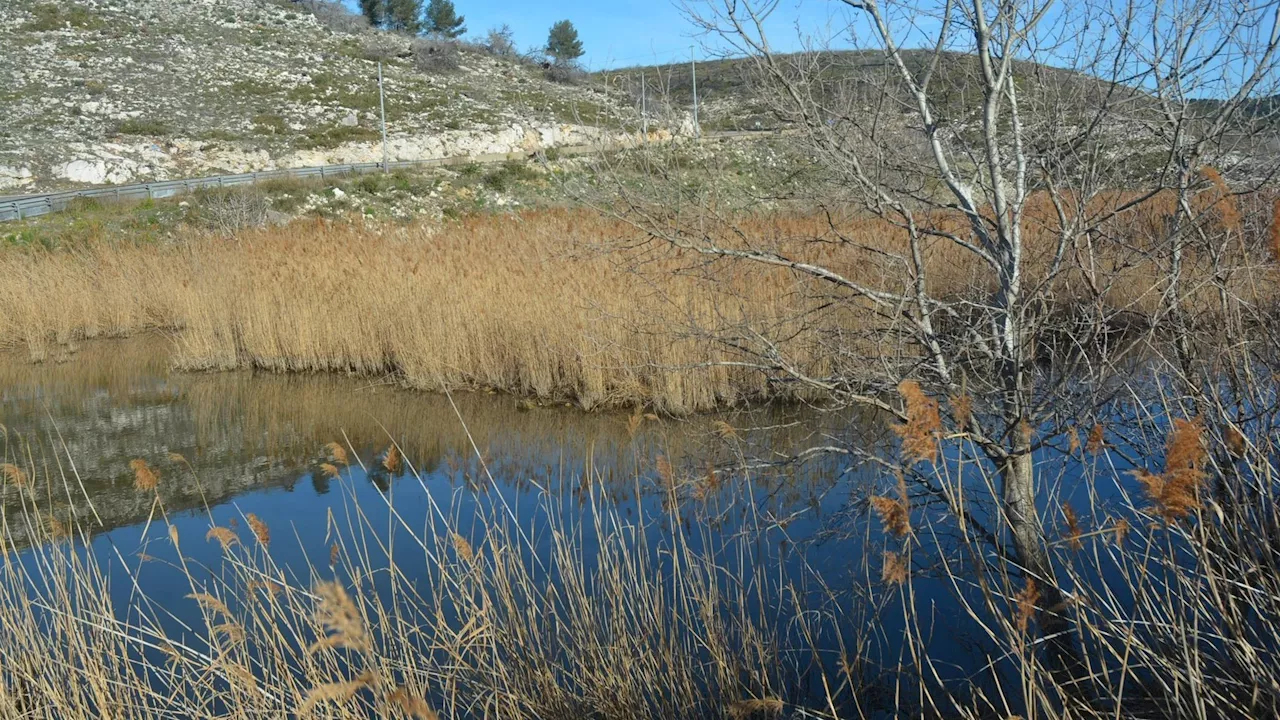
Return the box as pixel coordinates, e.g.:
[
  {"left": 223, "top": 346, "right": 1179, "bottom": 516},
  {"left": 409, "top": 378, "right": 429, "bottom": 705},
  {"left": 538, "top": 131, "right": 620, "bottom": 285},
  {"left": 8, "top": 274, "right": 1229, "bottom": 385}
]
[
  {"left": 2, "top": 386, "right": 1279, "bottom": 718},
  {"left": 0, "top": 434, "right": 839, "bottom": 720},
  {"left": 1, "top": 202, "right": 1272, "bottom": 413}
]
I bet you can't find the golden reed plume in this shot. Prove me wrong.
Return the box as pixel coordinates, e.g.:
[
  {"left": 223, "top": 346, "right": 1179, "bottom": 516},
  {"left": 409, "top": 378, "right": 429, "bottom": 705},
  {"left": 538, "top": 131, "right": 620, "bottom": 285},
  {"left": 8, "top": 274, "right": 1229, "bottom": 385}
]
[
  {"left": 130, "top": 459, "right": 159, "bottom": 492},
  {"left": 1131, "top": 417, "right": 1207, "bottom": 524},
  {"left": 893, "top": 380, "right": 941, "bottom": 464}
]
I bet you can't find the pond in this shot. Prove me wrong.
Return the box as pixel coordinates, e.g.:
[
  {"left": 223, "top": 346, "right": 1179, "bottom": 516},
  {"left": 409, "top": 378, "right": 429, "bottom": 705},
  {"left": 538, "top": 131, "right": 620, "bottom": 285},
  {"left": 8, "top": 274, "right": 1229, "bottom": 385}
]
[
  {"left": 0, "top": 337, "right": 918, "bottom": 715},
  {"left": 0, "top": 337, "right": 1176, "bottom": 718}
]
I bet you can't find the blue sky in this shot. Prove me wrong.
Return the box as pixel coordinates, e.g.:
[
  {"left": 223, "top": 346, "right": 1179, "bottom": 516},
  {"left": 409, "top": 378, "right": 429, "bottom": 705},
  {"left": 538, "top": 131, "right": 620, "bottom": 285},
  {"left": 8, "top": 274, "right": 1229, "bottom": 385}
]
[{"left": 341, "top": 0, "right": 853, "bottom": 69}]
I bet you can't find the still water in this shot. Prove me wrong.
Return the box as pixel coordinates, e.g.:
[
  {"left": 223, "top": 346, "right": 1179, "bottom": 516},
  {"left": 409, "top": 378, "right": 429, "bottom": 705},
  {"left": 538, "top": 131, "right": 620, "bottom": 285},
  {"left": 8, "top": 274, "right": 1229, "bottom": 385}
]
[{"left": 0, "top": 337, "right": 1083, "bottom": 713}]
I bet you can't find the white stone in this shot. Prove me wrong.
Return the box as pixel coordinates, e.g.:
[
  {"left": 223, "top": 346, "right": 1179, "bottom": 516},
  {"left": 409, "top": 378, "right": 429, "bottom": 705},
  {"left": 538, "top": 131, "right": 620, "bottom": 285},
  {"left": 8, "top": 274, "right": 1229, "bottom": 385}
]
[
  {"left": 332, "top": 188, "right": 346, "bottom": 199},
  {"left": 339, "top": 111, "right": 359, "bottom": 127},
  {"left": 59, "top": 159, "right": 108, "bottom": 184},
  {"left": 0, "top": 165, "right": 33, "bottom": 189}
]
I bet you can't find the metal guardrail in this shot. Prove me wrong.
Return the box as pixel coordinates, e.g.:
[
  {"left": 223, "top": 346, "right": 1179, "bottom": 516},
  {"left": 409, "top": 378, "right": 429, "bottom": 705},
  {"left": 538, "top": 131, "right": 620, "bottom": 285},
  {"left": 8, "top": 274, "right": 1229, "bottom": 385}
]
[
  {"left": 0, "top": 148, "right": 588, "bottom": 223},
  {"left": 0, "top": 130, "right": 786, "bottom": 223}
]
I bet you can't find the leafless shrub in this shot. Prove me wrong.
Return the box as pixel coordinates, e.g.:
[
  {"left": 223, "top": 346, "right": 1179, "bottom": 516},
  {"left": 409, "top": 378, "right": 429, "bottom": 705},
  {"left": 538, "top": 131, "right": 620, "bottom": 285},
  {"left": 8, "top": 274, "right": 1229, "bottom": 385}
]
[
  {"left": 484, "top": 24, "right": 516, "bottom": 57},
  {"left": 544, "top": 62, "right": 585, "bottom": 85},
  {"left": 304, "top": 0, "right": 368, "bottom": 34},
  {"left": 359, "top": 32, "right": 406, "bottom": 62},
  {"left": 193, "top": 188, "right": 269, "bottom": 236},
  {"left": 411, "top": 36, "right": 460, "bottom": 73}
]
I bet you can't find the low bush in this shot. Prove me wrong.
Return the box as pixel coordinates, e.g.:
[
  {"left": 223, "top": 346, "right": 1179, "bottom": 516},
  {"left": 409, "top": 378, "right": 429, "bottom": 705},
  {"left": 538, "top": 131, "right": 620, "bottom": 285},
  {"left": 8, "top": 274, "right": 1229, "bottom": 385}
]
[{"left": 411, "top": 36, "right": 460, "bottom": 73}]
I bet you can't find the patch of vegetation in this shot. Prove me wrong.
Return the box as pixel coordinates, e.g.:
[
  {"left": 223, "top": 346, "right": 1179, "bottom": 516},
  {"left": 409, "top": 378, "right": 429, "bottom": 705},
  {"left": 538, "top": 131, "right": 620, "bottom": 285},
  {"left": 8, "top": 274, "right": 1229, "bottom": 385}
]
[
  {"left": 252, "top": 113, "right": 289, "bottom": 136},
  {"left": 296, "top": 125, "right": 381, "bottom": 150},
  {"left": 481, "top": 161, "right": 542, "bottom": 192},
  {"left": 110, "top": 118, "right": 171, "bottom": 137},
  {"left": 230, "top": 78, "right": 277, "bottom": 97},
  {"left": 22, "top": 4, "right": 104, "bottom": 32}
]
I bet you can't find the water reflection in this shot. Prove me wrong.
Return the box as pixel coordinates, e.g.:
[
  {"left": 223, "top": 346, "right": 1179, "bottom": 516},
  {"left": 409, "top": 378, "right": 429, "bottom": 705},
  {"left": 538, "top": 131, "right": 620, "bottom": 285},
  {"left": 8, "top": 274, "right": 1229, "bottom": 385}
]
[{"left": 0, "top": 337, "right": 862, "bottom": 551}]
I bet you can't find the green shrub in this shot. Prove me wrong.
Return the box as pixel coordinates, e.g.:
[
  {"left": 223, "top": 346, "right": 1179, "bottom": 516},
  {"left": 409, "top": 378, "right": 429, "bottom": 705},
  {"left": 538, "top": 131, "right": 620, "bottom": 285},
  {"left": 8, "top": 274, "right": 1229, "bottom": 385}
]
[
  {"left": 297, "top": 125, "right": 380, "bottom": 150},
  {"left": 23, "top": 4, "right": 104, "bottom": 31},
  {"left": 252, "top": 113, "right": 289, "bottom": 135},
  {"left": 110, "top": 118, "right": 170, "bottom": 136}
]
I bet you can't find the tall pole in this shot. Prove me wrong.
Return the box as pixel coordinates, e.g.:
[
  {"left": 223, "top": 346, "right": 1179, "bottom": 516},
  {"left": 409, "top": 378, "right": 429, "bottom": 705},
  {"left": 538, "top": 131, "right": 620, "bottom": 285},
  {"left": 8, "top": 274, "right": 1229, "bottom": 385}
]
[
  {"left": 378, "top": 61, "right": 389, "bottom": 173},
  {"left": 690, "top": 47, "right": 700, "bottom": 138},
  {"left": 641, "top": 70, "right": 647, "bottom": 141}
]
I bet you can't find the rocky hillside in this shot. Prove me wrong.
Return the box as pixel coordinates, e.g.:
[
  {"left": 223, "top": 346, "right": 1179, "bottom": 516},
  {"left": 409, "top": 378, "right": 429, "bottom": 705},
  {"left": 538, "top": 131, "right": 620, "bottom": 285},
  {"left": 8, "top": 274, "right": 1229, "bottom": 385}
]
[{"left": 0, "top": 0, "right": 633, "bottom": 192}]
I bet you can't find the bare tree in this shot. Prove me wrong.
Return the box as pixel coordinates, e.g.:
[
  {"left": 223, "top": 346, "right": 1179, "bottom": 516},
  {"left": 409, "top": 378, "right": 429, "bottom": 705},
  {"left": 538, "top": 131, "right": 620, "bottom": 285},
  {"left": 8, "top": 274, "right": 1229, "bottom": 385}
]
[{"left": 591, "top": 0, "right": 1280, "bottom": 663}]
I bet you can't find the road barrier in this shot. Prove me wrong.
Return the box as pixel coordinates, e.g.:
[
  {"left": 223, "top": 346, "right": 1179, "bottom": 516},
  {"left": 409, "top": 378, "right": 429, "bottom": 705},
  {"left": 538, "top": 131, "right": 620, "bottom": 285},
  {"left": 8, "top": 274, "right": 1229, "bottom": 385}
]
[{"left": 0, "top": 130, "right": 788, "bottom": 223}]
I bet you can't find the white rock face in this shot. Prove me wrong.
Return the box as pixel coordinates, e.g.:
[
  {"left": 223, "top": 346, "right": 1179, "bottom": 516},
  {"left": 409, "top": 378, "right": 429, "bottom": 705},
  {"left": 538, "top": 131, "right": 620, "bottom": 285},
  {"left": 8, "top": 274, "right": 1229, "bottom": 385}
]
[
  {"left": 0, "top": 166, "right": 33, "bottom": 190},
  {"left": 59, "top": 159, "right": 109, "bottom": 185}
]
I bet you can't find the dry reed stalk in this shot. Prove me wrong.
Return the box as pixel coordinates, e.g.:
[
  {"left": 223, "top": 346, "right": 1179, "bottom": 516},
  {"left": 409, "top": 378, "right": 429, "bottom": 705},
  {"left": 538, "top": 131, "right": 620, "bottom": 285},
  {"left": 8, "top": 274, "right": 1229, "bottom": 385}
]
[
  {"left": 320, "top": 463, "right": 341, "bottom": 479},
  {"left": 3, "top": 207, "right": 1263, "bottom": 414}
]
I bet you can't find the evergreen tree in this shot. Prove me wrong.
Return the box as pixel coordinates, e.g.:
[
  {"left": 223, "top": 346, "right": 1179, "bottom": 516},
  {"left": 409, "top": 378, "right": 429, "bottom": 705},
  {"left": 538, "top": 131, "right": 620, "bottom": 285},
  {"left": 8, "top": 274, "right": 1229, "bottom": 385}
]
[
  {"left": 357, "top": 0, "right": 384, "bottom": 27},
  {"left": 385, "top": 0, "right": 422, "bottom": 33},
  {"left": 546, "top": 20, "right": 584, "bottom": 65},
  {"left": 424, "top": 0, "right": 466, "bottom": 38}
]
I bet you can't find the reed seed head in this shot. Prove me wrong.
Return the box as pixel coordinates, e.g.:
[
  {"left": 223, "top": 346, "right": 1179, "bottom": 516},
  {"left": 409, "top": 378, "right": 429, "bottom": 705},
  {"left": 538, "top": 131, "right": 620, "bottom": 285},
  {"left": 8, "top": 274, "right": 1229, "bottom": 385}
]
[
  {"left": 1014, "top": 578, "right": 1040, "bottom": 633},
  {"left": 892, "top": 380, "right": 941, "bottom": 464},
  {"left": 246, "top": 513, "right": 271, "bottom": 547},
  {"left": 309, "top": 580, "right": 370, "bottom": 654},
  {"left": 383, "top": 444, "right": 403, "bottom": 474},
  {"left": 0, "top": 463, "right": 26, "bottom": 487},
  {"left": 881, "top": 551, "right": 908, "bottom": 585},
  {"left": 130, "top": 458, "right": 159, "bottom": 492},
  {"left": 324, "top": 442, "right": 350, "bottom": 466}
]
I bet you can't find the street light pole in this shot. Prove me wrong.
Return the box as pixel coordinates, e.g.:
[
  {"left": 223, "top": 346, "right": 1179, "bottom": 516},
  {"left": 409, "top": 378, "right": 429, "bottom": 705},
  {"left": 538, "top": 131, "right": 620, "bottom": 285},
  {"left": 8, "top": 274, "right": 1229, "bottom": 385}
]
[
  {"left": 691, "top": 47, "right": 700, "bottom": 137},
  {"left": 378, "top": 61, "right": 389, "bottom": 173}
]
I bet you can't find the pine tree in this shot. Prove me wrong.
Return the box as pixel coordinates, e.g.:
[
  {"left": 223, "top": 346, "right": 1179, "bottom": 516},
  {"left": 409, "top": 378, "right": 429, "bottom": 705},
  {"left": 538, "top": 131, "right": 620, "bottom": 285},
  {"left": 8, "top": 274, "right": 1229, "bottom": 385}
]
[
  {"left": 385, "top": 0, "right": 422, "bottom": 33},
  {"left": 357, "top": 0, "right": 384, "bottom": 27},
  {"left": 546, "top": 20, "right": 584, "bottom": 65},
  {"left": 424, "top": 0, "right": 466, "bottom": 38}
]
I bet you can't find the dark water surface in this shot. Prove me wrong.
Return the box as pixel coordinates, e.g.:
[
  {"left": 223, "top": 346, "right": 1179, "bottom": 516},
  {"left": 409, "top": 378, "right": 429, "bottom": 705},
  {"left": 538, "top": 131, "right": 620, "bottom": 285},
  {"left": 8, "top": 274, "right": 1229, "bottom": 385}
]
[{"left": 2, "top": 337, "right": 1148, "bottom": 714}]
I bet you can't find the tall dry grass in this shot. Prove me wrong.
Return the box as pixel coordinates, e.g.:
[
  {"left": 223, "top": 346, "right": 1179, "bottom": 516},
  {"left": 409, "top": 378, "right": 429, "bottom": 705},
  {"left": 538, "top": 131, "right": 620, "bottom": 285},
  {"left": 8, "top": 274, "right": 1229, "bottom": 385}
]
[
  {"left": 0, "top": 200, "right": 1273, "bottom": 412},
  {"left": 0, "top": 435, "right": 830, "bottom": 719}
]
